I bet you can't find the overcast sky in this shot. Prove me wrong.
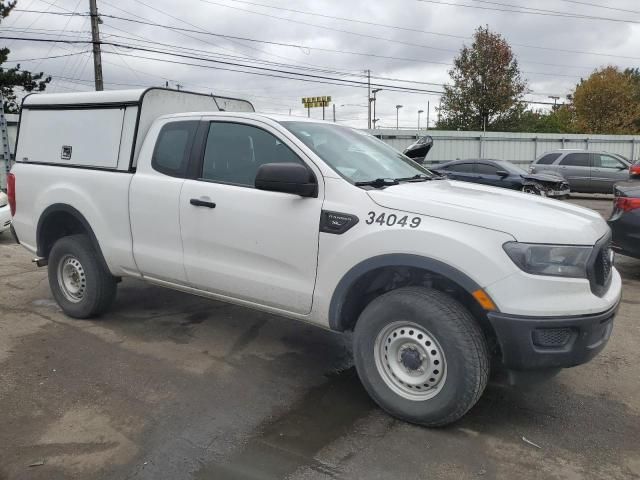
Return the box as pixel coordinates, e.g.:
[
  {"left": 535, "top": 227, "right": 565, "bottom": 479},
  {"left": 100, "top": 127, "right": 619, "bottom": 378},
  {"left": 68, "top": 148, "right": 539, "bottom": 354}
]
[{"left": 2, "top": 0, "right": 640, "bottom": 129}]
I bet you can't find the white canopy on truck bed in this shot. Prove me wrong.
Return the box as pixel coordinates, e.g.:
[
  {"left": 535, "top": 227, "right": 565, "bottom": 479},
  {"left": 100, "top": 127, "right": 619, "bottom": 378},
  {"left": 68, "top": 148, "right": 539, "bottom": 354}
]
[{"left": 17, "top": 88, "right": 254, "bottom": 171}]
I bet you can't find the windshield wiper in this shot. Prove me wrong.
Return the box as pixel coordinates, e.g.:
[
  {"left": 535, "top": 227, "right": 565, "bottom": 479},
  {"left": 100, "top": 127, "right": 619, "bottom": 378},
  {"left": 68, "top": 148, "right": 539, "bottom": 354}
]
[
  {"left": 393, "top": 174, "right": 432, "bottom": 182},
  {"left": 355, "top": 178, "right": 399, "bottom": 188}
]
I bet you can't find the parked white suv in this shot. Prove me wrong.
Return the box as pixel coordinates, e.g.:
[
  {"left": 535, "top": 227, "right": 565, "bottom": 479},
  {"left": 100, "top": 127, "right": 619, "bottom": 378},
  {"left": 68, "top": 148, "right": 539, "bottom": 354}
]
[{"left": 8, "top": 89, "right": 621, "bottom": 426}]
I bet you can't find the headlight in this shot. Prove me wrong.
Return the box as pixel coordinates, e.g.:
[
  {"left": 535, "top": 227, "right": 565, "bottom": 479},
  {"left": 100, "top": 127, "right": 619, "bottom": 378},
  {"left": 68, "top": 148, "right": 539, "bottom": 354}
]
[{"left": 503, "top": 242, "right": 592, "bottom": 278}]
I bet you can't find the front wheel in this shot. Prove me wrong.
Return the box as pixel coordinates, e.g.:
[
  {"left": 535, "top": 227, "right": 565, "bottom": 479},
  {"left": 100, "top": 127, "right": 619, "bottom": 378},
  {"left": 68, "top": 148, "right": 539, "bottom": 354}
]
[
  {"left": 353, "top": 287, "right": 489, "bottom": 427},
  {"left": 48, "top": 234, "right": 117, "bottom": 319}
]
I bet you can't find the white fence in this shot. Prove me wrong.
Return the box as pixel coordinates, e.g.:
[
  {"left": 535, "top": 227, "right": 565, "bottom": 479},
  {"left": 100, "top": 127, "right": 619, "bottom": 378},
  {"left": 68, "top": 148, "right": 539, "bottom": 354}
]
[{"left": 368, "top": 129, "right": 640, "bottom": 166}]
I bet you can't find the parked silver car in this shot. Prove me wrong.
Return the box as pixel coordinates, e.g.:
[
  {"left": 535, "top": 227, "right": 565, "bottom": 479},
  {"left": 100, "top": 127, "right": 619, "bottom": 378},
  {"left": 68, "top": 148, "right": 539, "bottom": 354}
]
[{"left": 530, "top": 150, "right": 631, "bottom": 194}]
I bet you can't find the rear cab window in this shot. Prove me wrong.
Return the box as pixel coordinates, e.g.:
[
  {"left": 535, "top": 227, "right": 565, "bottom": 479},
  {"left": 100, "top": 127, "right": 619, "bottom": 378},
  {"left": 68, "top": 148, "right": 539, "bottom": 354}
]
[{"left": 152, "top": 121, "right": 199, "bottom": 177}]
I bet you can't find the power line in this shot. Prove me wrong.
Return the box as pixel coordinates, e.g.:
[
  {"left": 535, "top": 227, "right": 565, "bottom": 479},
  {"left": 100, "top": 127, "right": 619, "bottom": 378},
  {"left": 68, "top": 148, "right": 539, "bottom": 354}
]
[
  {"left": 3, "top": 32, "right": 570, "bottom": 102},
  {"left": 555, "top": 0, "right": 640, "bottom": 15},
  {"left": 417, "top": 0, "right": 639, "bottom": 24},
  {"left": 15, "top": 7, "right": 640, "bottom": 62},
  {"left": 0, "top": 35, "right": 445, "bottom": 94},
  {"left": 3, "top": 50, "right": 89, "bottom": 63},
  {"left": 80, "top": 13, "right": 592, "bottom": 78}
]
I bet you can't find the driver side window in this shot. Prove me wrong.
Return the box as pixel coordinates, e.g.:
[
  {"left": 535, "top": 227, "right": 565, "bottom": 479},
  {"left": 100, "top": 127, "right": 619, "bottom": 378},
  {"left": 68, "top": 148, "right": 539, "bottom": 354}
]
[
  {"left": 595, "top": 154, "right": 624, "bottom": 169},
  {"left": 201, "top": 122, "right": 303, "bottom": 187}
]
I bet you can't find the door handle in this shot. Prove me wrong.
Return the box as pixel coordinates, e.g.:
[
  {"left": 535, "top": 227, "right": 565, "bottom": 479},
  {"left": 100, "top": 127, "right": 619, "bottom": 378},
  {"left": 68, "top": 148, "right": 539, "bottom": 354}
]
[{"left": 190, "top": 198, "right": 216, "bottom": 208}]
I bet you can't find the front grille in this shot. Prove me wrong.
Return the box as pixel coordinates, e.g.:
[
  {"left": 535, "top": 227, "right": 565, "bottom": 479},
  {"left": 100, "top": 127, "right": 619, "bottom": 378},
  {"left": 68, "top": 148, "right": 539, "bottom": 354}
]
[
  {"left": 595, "top": 244, "right": 613, "bottom": 286},
  {"left": 532, "top": 327, "right": 574, "bottom": 348},
  {"left": 587, "top": 234, "right": 613, "bottom": 297}
]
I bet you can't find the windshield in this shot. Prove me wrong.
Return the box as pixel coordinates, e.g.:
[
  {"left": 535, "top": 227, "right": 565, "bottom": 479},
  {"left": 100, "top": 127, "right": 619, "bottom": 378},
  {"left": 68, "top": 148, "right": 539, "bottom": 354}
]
[{"left": 281, "top": 121, "right": 432, "bottom": 184}]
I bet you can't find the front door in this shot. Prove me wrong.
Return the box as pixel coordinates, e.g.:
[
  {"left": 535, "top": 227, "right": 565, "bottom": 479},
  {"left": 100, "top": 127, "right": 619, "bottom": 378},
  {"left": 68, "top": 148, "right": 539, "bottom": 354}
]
[
  {"left": 591, "top": 153, "right": 629, "bottom": 194},
  {"left": 179, "top": 120, "right": 323, "bottom": 314}
]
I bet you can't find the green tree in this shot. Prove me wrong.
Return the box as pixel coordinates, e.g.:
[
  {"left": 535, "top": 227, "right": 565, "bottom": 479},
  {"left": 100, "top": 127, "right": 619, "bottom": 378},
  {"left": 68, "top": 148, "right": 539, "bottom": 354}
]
[
  {"left": 512, "top": 105, "right": 575, "bottom": 133},
  {"left": 572, "top": 66, "right": 640, "bottom": 134},
  {"left": 0, "top": 1, "right": 51, "bottom": 113},
  {"left": 437, "top": 26, "right": 528, "bottom": 131}
]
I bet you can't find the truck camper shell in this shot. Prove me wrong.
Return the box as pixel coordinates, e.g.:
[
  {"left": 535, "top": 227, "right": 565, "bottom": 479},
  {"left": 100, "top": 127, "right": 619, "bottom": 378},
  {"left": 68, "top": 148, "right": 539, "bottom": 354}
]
[{"left": 16, "top": 87, "right": 254, "bottom": 171}]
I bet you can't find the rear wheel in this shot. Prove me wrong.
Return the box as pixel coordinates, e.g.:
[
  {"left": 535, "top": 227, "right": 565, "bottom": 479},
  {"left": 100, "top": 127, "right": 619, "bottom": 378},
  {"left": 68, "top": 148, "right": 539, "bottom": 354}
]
[
  {"left": 48, "top": 234, "right": 117, "bottom": 318},
  {"left": 353, "top": 287, "right": 489, "bottom": 427}
]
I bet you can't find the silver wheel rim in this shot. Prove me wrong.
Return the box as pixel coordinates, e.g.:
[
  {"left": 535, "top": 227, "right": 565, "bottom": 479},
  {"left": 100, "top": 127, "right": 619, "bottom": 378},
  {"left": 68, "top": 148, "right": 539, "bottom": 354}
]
[
  {"left": 374, "top": 321, "right": 447, "bottom": 401},
  {"left": 57, "top": 255, "right": 87, "bottom": 303}
]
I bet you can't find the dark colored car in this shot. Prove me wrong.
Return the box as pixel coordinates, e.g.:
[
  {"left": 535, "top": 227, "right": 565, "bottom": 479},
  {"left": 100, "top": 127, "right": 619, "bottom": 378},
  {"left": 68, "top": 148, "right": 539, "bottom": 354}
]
[
  {"left": 403, "top": 135, "right": 433, "bottom": 163},
  {"left": 609, "top": 181, "right": 640, "bottom": 259},
  {"left": 432, "top": 159, "right": 570, "bottom": 197}
]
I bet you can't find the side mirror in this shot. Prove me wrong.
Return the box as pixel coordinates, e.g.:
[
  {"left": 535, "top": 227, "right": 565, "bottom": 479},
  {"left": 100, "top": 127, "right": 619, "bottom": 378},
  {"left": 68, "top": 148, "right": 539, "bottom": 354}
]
[
  {"left": 496, "top": 170, "right": 509, "bottom": 178},
  {"left": 255, "top": 163, "right": 317, "bottom": 197}
]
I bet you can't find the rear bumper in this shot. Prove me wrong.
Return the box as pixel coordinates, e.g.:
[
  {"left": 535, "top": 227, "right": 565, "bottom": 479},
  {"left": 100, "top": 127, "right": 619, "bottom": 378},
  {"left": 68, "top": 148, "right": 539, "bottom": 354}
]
[{"left": 488, "top": 300, "right": 619, "bottom": 371}]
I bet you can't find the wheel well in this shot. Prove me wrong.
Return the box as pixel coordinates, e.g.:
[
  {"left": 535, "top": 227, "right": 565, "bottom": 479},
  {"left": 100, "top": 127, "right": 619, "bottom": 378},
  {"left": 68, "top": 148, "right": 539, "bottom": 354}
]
[
  {"left": 333, "top": 265, "right": 498, "bottom": 349},
  {"left": 36, "top": 205, "right": 97, "bottom": 259}
]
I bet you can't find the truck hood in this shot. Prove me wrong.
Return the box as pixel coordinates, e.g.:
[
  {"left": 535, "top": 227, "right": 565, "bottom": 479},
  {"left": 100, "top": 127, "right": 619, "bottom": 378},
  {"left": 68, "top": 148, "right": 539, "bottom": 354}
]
[{"left": 367, "top": 179, "right": 608, "bottom": 244}]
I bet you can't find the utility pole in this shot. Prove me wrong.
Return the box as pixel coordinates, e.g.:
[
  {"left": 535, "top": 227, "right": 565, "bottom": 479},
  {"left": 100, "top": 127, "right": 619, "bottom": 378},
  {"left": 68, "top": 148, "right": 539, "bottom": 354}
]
[
  {"left": 332, "top": 103, "right": 336, "bottom": 122},
  {"left": 0, "top": 94, "right": 10, "bottom": 191},
  {"left": 89, "top": 0, "right": 104, "bottom": 91},
  {"left": 371, "top": 88, "right": 381, "bottom": 129},
  {"left": 366, "top": 69, "right": 371, "bottom": 129},
  {"left": 396, "top": 104, "right": 403, "bottom": 130},
  {"left": 418, "top": 109, "right": 424, "bottom": 131},
  {"left": 426, "top": 100, "right": 430, "bottom": 131}
]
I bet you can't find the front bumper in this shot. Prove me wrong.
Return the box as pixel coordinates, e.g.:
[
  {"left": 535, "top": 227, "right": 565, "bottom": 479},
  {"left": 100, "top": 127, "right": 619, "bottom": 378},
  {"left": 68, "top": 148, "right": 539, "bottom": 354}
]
[
  {"left": 488, "top": 300, "right": 619, "bottom": 370},
  {"left": 545, "top": 187, "right": 570, "bottom": 198}
]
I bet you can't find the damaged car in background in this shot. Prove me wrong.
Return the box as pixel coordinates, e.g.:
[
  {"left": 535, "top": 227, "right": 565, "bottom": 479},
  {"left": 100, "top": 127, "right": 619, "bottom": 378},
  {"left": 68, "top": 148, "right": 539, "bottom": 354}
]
[{"left": 431, "top": 159, "right": 570, "bottom": 197}]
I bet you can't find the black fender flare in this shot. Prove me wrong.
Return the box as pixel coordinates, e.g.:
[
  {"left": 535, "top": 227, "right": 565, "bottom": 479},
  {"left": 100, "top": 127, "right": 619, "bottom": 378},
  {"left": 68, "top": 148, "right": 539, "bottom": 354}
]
[
  {"left": 36, "top": 204, "right": 104, "bottom": 262},
  {"left": 328, "top": 254, "right": 483, "bottom": 331}
]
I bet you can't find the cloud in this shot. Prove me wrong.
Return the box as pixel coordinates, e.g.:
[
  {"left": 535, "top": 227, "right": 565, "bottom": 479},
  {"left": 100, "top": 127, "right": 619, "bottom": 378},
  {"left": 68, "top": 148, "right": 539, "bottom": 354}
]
[{"left": 4, "top": 0, "right": 640, "bottom": 128}]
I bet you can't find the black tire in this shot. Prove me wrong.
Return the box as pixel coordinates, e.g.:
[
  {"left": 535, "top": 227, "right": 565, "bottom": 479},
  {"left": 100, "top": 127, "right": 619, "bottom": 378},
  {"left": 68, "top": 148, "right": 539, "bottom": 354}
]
[
  {"left": 353, "top": 286, "right": 489, "bottom": 427},
  {"left": 48, "top": 234, "right": 117, "bottom": 319}
]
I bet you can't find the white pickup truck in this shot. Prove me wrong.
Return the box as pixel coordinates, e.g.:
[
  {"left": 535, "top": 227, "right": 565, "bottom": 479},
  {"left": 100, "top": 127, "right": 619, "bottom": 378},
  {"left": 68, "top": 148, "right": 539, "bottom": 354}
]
[{"left": 8, "top": 89, "right": 621, "bottom": 426}]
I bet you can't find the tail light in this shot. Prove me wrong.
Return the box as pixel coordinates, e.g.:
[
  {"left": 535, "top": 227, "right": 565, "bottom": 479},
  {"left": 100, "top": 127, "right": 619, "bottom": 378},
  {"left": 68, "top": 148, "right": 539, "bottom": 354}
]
[
  {"left": 7, "top": 172, "right": 15, "bottom": 216},
  {"left": 630, "top": 164, "right": 640, "bottom": 177},
  {"left": 614, "top": 196, "right": 640, "bottom": 212}
]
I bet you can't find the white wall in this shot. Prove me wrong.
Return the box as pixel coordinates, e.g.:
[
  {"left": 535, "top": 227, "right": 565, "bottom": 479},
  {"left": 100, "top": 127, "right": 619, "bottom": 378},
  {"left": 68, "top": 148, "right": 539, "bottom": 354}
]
[{"left": 368, "top": 129, "right": 640, "bottom": 166}]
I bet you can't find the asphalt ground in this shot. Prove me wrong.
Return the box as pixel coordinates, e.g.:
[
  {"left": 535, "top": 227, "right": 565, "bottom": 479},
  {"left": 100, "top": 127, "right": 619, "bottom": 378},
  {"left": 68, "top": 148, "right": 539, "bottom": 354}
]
[{"left": 1, "top": 194, "right": 639, "bottom": 480}]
